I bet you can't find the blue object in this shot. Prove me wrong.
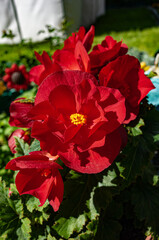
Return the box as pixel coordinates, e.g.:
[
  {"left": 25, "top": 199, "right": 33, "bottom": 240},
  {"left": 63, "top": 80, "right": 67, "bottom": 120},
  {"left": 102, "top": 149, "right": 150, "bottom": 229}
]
[{"left": 147, "top": 77, "right": 159, "bottom": 109}]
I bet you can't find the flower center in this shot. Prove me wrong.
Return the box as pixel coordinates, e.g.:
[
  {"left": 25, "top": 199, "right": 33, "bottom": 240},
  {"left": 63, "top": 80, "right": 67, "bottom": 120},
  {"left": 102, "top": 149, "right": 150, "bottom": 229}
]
[
  {"left": 11, "top": 72, "right": 25, "bottom": 85},
  {"left": 70, "top": 113, "right": 87, "bottom": 125},
  {"left": 41, "top": 169, "right": 51, "bottom": 177}
]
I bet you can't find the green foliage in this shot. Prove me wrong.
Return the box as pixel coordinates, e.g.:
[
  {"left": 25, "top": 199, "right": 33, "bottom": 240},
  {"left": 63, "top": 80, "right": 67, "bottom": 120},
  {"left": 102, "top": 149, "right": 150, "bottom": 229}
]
[{"left": 131, "top": 180, "right": 159, "bottom": 234}]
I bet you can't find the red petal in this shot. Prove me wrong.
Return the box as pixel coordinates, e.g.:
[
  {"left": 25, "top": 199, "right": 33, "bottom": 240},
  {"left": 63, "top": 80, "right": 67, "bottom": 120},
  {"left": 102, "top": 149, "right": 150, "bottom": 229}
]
[
  {"left": 9, "top": 98, "right": 34, "bottom": 128},
  {"left": 49, "top": 85, "right": 76, "bottom": 114},
  {"left": 31, "top": 121, "right": 68, "bottom": 155},
  {"left": 16, "top": 169, "right": 54, "bottom": 206},
  {"left": 74, "top": 41, "right": 90, "bottom": 72},
  {"left": 83, "top": 25, "right": 95, "bottom": 52},
  {"left": 29, "top": 65, "right": 45, "bottom": 85},
  {"left": 35, "top": 70, "right": 97, "bottom": 105},
  {"left": 48, "top": 170, "right": 64, "bottom": 211},
  {"left": 53, "top": 50, "right": 80, "bottom": 70},
  {"left": 59, "top": 128, "right": 122, "bottom": 174}
]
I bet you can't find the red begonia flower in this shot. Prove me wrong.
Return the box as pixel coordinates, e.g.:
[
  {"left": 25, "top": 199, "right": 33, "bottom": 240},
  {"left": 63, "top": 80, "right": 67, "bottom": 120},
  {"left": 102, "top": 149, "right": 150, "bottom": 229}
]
[
  {"left": 8, "top": 129, "right": 31, "bottom": 154},
  {"left": 52, "top": 41, "right": 90, "bottom": 72},
  {"left": 63, "top": 25, "right": 95, "bottom": 52},
  {"left": 5, "top": 151, "right": 64, "bottom": 211},
  {"left": 28, "top": 70, "right": 126, "bottom": 173},
  {"left": 89, "top": 36, "right": 128, "bottom": 72},
  {"left": 3, "top": 64, "right": 30, "bottom": 91},
  {"left": 9, "top": 98, "right": 34, "bottom": 128},
  {"left": 99, "top": 55, "right": 155, "bottom": 123},
  {"left": 29, "top": 51, "right": 61, "bottom": 86}
]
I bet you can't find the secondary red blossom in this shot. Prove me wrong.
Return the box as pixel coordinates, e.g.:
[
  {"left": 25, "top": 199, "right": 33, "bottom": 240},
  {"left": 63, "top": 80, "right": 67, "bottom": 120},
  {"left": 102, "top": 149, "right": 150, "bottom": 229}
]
[
  {"left": 3, "top": 64, "right": 30, "bottom": 91},
  {"left": 5, "top": 151, "right": 64, "bottom": 211},
  {"left": 89, "top": 35, "right": 128, "bottom": 73},
  {"left": 28, "top": 70, "right": 126, "bottom": 173},
  {"left": 99, "top": 55, "right": 155, "bottom": 123}
]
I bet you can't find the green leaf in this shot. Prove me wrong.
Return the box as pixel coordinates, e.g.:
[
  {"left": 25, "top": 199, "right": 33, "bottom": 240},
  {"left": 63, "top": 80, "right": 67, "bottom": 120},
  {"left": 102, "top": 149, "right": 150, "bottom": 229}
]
[
  {"left": 47, "top": 233, "right": 57, "bottom": 240},
  {"left": 131, "top": 180, "right": 159, "bottom": 234},
  {"left": 127, "top": 118, "right": 144, "bottom": 136},
  {"left": 53, "top": 215, "right": 86, "bottom": 239},
  {"left": 14, "top": 137, "right": 30, "bottom": 157},
  {"left": 53, "top": 169, "right": 118, "bottom": 239},
  {"left": 28, "top": 139, "right": 41, "bottom": 153},
  {"left": 26, "top": 196, "right": 49, "bottom": 213},
  {"left": 0, "top": 179, "right": 20, "bottom": 238},
  {"left": 53, "top": 172, "right": 98, "bottom": 238},
  {"left": 117, "top": 133, "right": 155, "bottom": 183},
  {"left": 143, "top": 108, "right": 159, "bottom": 136},
  {"left": 95, "top": 219, "right": 122, "bottom": 240},
  {"left": 16, "top": 218, "right": 31, "bottom": 240},
  {"left": 14, "top": 199, "right": 24, "bottom": 219}
]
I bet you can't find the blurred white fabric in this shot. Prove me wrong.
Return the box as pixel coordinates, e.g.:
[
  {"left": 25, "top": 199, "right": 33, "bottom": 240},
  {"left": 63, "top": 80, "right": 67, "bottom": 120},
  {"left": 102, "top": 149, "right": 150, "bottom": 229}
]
[{"left": 0, "top": 0, "right": 105, "bottom": 44}]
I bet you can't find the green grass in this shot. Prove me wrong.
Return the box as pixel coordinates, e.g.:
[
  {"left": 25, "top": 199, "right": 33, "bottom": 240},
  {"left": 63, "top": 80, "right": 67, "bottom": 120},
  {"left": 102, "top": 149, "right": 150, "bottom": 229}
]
[
  {"left": 94, "top": 7, "right": 159, "bottom": 56},
  {"left": 0, "top": 6, "right": 159, "bottom": 62},
  {"left": 0, "top": 41, "right": 52, "bottom": 62}
]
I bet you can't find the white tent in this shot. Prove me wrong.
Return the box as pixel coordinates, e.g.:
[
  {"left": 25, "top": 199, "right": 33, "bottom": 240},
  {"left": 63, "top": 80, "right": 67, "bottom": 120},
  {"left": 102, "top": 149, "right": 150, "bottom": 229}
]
[{"left": 0, "top": 0, "right": 105, "bottom": 44}]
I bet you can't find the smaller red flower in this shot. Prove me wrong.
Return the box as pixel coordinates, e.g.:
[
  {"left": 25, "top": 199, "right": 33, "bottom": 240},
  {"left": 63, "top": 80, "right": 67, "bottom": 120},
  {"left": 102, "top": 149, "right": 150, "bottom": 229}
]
[
  {"left": 99, "top": 55, "right": 155, "bottom": 123},
  {"left": 3, "top": 64, "right": 30, "bottom": 91},
  {"left": 63, "top": 25, "right": 95, "bottom": 52},
  {"left": 8, "top": 129, "right": 31, "bottom": 154},
  {"left": 5, "top": 151, "right": 64, "bottom": 211},
  {"left": 89, "top": 36, "right": 128, "bottom": 72},
  {"left": 9, "top": 98, "right": 34, "bottom": 128}
]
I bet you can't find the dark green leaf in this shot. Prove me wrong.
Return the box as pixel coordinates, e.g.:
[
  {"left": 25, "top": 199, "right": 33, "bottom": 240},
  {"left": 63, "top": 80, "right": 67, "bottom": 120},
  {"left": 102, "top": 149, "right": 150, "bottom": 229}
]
[
  {"left": 117, "top": 133, "right": 155, "bottom": 183},
  {"left": 131, "top": 180, "right": 159, "bottom": 234}
]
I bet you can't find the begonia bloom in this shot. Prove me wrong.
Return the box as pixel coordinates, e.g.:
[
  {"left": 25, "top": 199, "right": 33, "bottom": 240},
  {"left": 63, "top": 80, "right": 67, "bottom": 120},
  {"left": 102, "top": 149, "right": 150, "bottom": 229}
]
[
  {"left": 89, "top": 36, "right": 128, "bottom": 72},
  {"left": 99, "top": 55, "right": 155, "bottom": 123},
  {"left": 9, "top": 98, "right": 34, "bottom": 128},
  {"left": 3, "top": 64, "right": 30, "bottom": 91},
  {"left": 28, "top": 70, "right": 126, "bottom": 173},
  {"left": 5, "top": 151, "right": 64, "bottom": 211}
]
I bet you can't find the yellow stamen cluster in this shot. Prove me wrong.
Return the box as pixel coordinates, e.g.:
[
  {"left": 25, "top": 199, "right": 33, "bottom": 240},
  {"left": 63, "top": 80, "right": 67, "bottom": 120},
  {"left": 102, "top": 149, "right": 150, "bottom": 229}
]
[
  {"left": 70, "top": 113, "right": 87, "bottom": 125},
  {"left": 41, "top": 169, "right": 51, "bottom": 177}
]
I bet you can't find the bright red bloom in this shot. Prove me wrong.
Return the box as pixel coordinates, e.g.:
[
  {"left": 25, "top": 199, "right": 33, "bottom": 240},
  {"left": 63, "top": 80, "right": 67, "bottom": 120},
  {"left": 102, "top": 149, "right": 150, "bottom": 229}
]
[
  {"left": 63, "top": 25, "right": 95, "bottom": 52},
  {"left": 8, "top": 129, "right": 31, "bottom": 154},
  {"left": 28, "top": 70, "right": 126, "bottom": 173},
  {"left": 29, "top": 51, "right": 61, "bottom": 86},
  {"left": 89, "top": 36, "right": 128, "bottom": 72},
  {"left": 5, "top": 151, "right": 64, "bottom": 211},
  {"left": 9, "top": 98, "right": 34, "bottom": 128},
  {"left": 3, "top": 64, "right": 30, "bottom": 91},
  {"left": 99, "top": 55, "right": 155, "bottom": 123}
]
